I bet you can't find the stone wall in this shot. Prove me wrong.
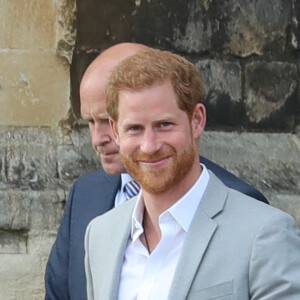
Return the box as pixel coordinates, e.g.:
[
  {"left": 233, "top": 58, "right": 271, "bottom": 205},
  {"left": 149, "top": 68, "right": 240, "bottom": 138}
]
[
  {"left": 0, "top": 0, "right": 299, "bottom": 299},
  {"left": 0, "top": 0, "right": 77, "bottom": 299}
]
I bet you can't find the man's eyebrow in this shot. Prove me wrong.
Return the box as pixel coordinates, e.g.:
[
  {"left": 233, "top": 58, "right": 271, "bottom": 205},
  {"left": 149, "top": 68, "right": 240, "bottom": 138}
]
[
  {"left": 81, "top": 113, "right": 110, "bottom": 120},
  {"left": 154, "top": 115, "right": 176, "bottom": 122},
  {"left": 120, "top": 120, "right": 141, "bottom": 129}
]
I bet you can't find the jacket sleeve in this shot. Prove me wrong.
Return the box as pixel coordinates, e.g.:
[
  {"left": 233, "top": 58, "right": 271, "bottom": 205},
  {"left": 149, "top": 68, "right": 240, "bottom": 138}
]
[
  {"left": 44, "top": 184, "right": 77, "bottom": 300},
  {"left": 249, "top": 212, "right": 300, "bottom": 299}
]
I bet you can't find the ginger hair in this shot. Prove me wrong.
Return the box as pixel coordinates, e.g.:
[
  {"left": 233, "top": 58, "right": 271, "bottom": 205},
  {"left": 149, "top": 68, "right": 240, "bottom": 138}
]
[{"left": 106, "top": 48, "right": 205, "bottom": 121}]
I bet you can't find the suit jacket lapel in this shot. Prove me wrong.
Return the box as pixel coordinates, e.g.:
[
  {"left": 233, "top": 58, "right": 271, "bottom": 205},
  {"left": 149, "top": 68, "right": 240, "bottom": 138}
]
[
  {"left": 100, "top": 198, "right": 137, "bottom": 300},
  {"left": 102, "top": 172, "right": 122, "bottom": 210},
  {"left": 168, "top": 172, "right": 228, "bottom": 300}
]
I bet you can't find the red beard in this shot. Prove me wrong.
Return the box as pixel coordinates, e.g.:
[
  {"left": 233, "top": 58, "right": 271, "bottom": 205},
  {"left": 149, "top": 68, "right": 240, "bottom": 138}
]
[{"left": 120, "top": 141, "right": 197, "bottom": 194}]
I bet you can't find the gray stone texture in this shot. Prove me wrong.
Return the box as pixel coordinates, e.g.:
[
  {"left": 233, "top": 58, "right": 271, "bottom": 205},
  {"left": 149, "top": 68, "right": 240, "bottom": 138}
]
[
  {"left": 0, "top": 190, "right": 31, "bottom": 230},
  {"left": 201, "top": 132, "right": 300, "bottom": 193},
  {"left": 291, "top": 0, "right": 300, "bottom": 50},
  {"left": 223, "top": 0, "right": 291, "bottom": 57},
  {"left": 75, "top": 0, "right": 293, "bottom": 56},
  {"left": 196, "top": 60, "right": 243, "bottom": 127},
  {"left": 0, "top": 231, "right": 27, "bottom": 254},
  {"left": 0, "top": 253, "right": 46, "bottom": 300},
  {"left": 0, "top": 128, "right": 58, "bottom": 190},
  {"left": 58, "top": 127, "right": 101, "bottom": 186},
  {"left": 73, "top": 0, "right": 300, "bottom": 131},
  {"left": 245, "top": 62, "right": 298, "bottom": 130}
]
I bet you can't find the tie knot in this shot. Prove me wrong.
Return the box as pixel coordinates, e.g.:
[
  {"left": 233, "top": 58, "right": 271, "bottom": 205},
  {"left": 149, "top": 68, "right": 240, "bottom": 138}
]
[{"left": 124, "top": 180, "right": 140, "bottom": 200}]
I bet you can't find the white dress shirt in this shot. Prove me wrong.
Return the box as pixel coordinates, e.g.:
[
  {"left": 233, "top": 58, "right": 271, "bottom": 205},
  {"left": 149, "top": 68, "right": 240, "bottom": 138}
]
[
  {"left": 115, "top": 173, "right": 135, "bottom": 207},
  {"left": 118, "top": 164, "right": 210, "bottom": 300}
]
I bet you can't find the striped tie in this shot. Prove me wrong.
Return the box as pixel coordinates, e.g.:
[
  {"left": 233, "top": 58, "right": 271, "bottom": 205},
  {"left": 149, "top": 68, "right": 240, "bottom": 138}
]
[{"left": 124, "top": 180, "right": 140, "bottom": 200}]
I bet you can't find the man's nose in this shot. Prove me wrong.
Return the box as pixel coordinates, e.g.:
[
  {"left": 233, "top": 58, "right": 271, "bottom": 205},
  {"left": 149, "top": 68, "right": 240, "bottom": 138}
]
[
  {"left": 91, "top": 122, "right": 111, "bottom": 146},
  {"left": 140, "top": 128, "right": 161, "bottom": 155}
]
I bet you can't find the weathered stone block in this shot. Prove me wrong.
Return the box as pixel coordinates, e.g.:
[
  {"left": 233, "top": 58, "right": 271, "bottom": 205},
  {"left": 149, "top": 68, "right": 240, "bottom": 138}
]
[
  {"left": 71, "top": 127, "right": 101, "bottom": 166},
  {"left": 0, "top": 51, "right": 70, "bottom": 126},
  {"left": 75, "top": 0, "right": 292, "bottom": 56},
  {"left": 0, "top": 254, "right": 45, "bottom": 300},
  {"left": 290, "top": 0, "right": 300, "bottom": 50},
  {"left": 58, "top": 128, "right": 100, "bottom": 183},
  {"left": 71, "top": 126, "right": 94, "bottom": 149},
  {"left": 201, "top": 131, "right": 300, "bottom": 193},
  {"left": 0, "top": 127, "right": 56, "bottom": 146},
  {"left": 1, "top": 128, "right": 59, "bottom": 188},
  {"left": 245, "top": 62, "right": 298, "bottom": 130},
  {"left": 5, "top": 144, "right": 58, "bottom": 189},
  {"left": 29, "top": 190, "right": 66, "bottom": 231},
  {"left": 0, "top": 0, "right": 56, "bottom": 49},
  {"left": 27, "top": 231, "right": 57, "bottom": 257},
  {"left": 0, "top": 231, "right": 27, "bottom": 254},
  {"left": 223, "top": 0, "right": 291, "bottom": 56},
  {"left": 1, "top": 128, "right": 57, "bottom": 189},
  {"left": 0, "top": 191, "right": 30, "bottom": 230},
  {"left": 196, "top": 60, "right": 243, "bottom": 127},
  {"left": 0, "top": 144, "right": 5, "bottom": 188},
  {"left": 76, "top": 0, "right": 132, "bottom": 49},
  {"left": 55, "top": 0, "right": 77, "bottom": 63},
  {"left": 0, "top": 188, "right": 65, "bottom": 232},
  {"left": 172, "top": 2, "right": 211, "bottom": 53}
]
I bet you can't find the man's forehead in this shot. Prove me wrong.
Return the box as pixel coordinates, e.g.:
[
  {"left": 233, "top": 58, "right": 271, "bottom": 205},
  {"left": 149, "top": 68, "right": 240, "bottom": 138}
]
[
  {"left": 81, "top": 100, "right": 110, "bottom": 119},
  {"left": 81, "top": 110, "right": 110, "bottom": 119}
]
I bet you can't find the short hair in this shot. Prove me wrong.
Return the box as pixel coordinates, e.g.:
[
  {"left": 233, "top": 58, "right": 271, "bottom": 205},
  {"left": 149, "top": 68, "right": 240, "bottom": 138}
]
[{"left": 106, "top": 48, "right": 205, "bottom": 121}]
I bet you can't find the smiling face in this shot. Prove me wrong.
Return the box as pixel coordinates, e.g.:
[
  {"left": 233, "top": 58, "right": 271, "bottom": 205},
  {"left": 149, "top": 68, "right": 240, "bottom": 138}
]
[{"left": 111, "top": 80, "right": 206, "bottom": 194}]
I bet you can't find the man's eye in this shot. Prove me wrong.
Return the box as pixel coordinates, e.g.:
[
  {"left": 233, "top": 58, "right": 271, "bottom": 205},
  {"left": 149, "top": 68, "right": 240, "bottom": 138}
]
[
  {"left": 129, "top": 125, "right": 141, "bottom": 131},
  {"left": 160, "top": 122, "right": 172, "bottom": 128},
  {"left": 124, "top": 125, "right": 142, "bottom": 133}
]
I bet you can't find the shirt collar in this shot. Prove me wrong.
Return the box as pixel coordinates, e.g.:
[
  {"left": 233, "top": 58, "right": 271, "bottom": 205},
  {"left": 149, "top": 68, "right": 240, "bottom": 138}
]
[
  {"left": 166, "top": 164, "right": 209, "bottom": 232},
  {"left": 120, "top": 173, "right": 134, "bottom": 192},
  {"left": 130, "top": 163, "right": 210, "bottom": 238},
  {"left": 131, "top": 192, "right": 145, "bottom": 242}
]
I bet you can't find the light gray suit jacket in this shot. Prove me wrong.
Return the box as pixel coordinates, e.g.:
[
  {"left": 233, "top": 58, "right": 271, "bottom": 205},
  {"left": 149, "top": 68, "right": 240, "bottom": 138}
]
[{"left": 84, "top": 172, "right": 300, "bottom": 300}]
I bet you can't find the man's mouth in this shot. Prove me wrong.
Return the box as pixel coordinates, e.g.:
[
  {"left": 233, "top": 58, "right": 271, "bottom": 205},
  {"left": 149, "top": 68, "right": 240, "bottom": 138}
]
[
  {"left": 103, "top": 152, "right": 117, "bottom": 156},
  {"left": 139, "top": 156, "right": 171, "bottom": 168},
  {"left": 99, "top": 151, "right": 118, "bottom": 158}
]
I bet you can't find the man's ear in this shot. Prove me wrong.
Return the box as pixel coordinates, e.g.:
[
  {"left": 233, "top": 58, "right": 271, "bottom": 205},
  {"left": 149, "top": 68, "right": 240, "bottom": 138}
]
[
  {"left": 191, "top": 103, "right": 206, "bottom": 138},
  {"left": 109, "top": 118, "right": 120, "bottom": 146}
]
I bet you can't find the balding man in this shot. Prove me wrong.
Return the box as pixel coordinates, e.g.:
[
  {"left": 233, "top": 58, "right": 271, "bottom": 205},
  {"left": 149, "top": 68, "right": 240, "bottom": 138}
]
[{"left": 44, "top": 43, "right": 267, "bottom": 300}]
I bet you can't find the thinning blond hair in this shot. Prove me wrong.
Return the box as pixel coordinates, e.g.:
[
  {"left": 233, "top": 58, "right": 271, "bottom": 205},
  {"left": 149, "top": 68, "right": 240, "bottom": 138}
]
[{"left": 106, "top": 48, "right": 205, "bottom": 120}]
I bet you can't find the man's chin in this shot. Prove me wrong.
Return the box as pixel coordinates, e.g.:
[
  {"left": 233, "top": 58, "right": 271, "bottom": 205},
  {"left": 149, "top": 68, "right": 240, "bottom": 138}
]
[{"left": 100, "top": 158, "right": 125, "bottom": 175}]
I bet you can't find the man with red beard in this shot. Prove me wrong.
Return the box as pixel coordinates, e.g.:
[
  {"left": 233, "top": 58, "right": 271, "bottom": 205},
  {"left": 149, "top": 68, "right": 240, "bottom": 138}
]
[
  {"left": 84, "top": 49, "right": 300, "bottom": 300},
  {"left": 45, "top": 43, "right": 268, "bottom": 300}
]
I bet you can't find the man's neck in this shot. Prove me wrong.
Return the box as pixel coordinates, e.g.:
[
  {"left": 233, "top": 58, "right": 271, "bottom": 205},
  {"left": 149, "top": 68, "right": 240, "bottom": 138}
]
[{"left": 141, "top": 163, "right": 202, "bottom": 252}]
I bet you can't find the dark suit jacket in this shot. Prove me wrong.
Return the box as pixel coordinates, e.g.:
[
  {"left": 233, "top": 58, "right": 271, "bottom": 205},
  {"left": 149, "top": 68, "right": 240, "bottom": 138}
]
[{"left": 44, "top": 156, "right": 268, "bottom": 300}]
